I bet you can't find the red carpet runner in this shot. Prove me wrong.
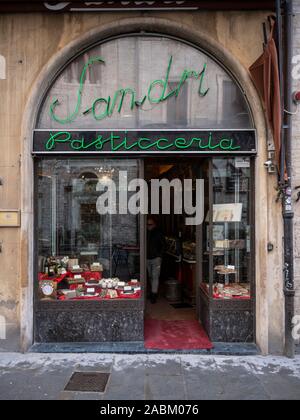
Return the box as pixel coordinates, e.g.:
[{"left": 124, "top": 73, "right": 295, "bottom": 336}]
[{"left": 144, "top": 319, "right": 213, "bottom": 350}]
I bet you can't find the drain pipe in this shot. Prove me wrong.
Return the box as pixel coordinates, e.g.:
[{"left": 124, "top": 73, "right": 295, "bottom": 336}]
[
  {"left": 282, "top": 0, "right": 295, "bottom": 358},
  {"left": 276, "top": 0, "right": 285, "bottom": 183}
]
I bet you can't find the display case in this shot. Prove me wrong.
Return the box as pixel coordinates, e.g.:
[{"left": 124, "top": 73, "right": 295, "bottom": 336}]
[
  {"left": 35, "top": 158, "right": 144, "bottom": 343},
  {"left": 199, "top": 157, "right": 255, "bottom": 342},
  {"left": 38, "top": 255, "right": 142, "bottom": 302}
]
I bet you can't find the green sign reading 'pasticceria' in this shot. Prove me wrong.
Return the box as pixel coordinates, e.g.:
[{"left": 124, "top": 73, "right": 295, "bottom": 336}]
[{"left": 33, "top": 130, "right": 257, "bottom": 154}]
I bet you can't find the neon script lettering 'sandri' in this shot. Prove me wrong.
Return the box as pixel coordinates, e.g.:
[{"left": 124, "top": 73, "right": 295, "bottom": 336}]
[
  {"left": 45, "top": 131, "right": 241, "bottom": 152},
  {"left": 49, "top": 56, "right": 209, "bottom": 124}
]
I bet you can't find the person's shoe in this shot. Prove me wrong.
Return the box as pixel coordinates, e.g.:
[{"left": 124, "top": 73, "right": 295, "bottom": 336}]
[{"left": 150, "top": 293, "right": 158, "bottom": 304}]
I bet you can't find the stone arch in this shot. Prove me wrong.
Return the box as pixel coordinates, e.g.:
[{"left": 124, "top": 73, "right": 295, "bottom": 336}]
[{"left": 20, "top": 16, "right": 274, "bottom": 353}]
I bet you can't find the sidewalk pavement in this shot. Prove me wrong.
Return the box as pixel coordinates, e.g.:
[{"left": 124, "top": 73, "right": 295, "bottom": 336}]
[{"left": 0, "top": 353, "right": 299, "bottom": 400}]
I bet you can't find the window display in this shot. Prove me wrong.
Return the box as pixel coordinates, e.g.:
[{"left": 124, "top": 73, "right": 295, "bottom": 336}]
[
  {"left": 37, "top": 159, "right": 142, "bottom": 301},
  {"left": 201, "top": 157, "right": 252, "bottom": 300}
]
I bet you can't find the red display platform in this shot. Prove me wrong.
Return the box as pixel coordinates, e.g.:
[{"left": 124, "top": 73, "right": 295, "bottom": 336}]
[
  {"left": 201, "top": 284, "right": 250, "bottom": 300},
  {"left": 39, "top": 272, "right": 141, "bottom": 300},
  {"left": 38, "top": 271, "right": 102, "bottom": 284}
]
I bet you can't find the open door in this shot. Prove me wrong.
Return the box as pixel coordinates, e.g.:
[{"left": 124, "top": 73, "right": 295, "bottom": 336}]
[{"left": 143, "top": 157, "right": 213, "bottom": 350}]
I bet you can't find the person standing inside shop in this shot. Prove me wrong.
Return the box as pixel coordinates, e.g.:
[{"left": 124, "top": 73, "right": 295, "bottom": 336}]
[{"left": 147, "top": 217, "right": 166, "bottom": 304}]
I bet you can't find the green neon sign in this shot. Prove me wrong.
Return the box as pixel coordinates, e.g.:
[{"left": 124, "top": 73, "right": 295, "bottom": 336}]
[
  {"left": 49, "top": 56, "right": 209, "bottom": 124},
  {"left": 41, "top": 131, "right": 241, "bottom": 153}
]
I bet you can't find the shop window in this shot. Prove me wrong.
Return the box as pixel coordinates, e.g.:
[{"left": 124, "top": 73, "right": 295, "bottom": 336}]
[
  {"left": 37, "top": 159, "right": 142, "bottom": 302},
  {"left": 37, "top": 36, "right": 253, "bottom": 130},
  {"left": 201, "top": 157, "right": 252, "bottom": 301}
]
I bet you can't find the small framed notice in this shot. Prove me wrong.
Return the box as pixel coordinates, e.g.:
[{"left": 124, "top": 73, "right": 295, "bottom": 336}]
[{"left": 0, "top": 210, "right": 20, "bottom": 227}]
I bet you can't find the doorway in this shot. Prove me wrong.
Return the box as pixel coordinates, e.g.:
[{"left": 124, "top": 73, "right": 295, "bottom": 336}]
[{"left": 143, "top": 157, "right": 213, "bottom": 350}]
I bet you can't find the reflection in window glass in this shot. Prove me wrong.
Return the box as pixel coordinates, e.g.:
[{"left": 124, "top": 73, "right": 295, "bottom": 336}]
[
  {"left": 37, "top": 36, "right": 253, "bottom": 130},
  {"left": 37, "top": 159, "right": 141, "bottom": 302}
]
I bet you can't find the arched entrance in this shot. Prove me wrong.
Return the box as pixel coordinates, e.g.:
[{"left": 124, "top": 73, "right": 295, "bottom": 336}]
[{"left": 20, "top": 17, "right": 270, "bottom": 351}]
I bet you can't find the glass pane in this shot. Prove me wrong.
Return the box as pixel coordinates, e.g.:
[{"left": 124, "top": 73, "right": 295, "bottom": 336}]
[
  {"left": 37, "top": 159, "right": 141, "bottom": 301},
  {"left": 199, "top": 161, "right": 210, "bottom": 296},
  {"left": 37, "top": 36, "right": 253, "bottom": 130},
  {"left": 210, "top": 157, "right": 251, "bottom": 300}
]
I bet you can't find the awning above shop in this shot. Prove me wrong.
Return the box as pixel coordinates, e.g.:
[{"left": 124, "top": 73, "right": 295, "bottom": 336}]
[{"left": 0, "top": 1, "right": 276, "bottom": 13}]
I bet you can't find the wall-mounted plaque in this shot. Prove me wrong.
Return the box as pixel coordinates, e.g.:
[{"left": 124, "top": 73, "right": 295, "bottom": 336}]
[{"left": 0, "top": 210, "right": 20, "bottom": 227}]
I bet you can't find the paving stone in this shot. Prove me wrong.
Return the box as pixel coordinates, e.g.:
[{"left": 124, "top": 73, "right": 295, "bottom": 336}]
[
  {"left": 255, "top": 372, "right": 300, "bottom": 400},
  {"left": 181, "top": 356, "right": 217, "bottom": 373},
  {"left": 145, "top": 374, "right": 186, "bottom": 400},
  {"left": 216, "top": 367, "right": 270, "bottom": 401},
  {"left": 0, "top": 368, "right": 73, "bottom": 400},
  {"left": 184, "top": 371, "right": 225, "bottom": 400},
  {"left": 104, "top": 364, "right": 146, "bottom": 400},
  {"left": 145, "top": 357, "right": 182, "bottom": 376},
  {"left": 73, "top": 363, "right": 113, "bottom": 374},
  {"left": 59, "top": 391, "right": 104, "bottom": 400}
]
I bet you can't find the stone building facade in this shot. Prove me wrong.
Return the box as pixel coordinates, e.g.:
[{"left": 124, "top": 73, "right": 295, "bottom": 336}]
[{"left": 0, "top": 2, "right": 295, "bottom": 354}]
